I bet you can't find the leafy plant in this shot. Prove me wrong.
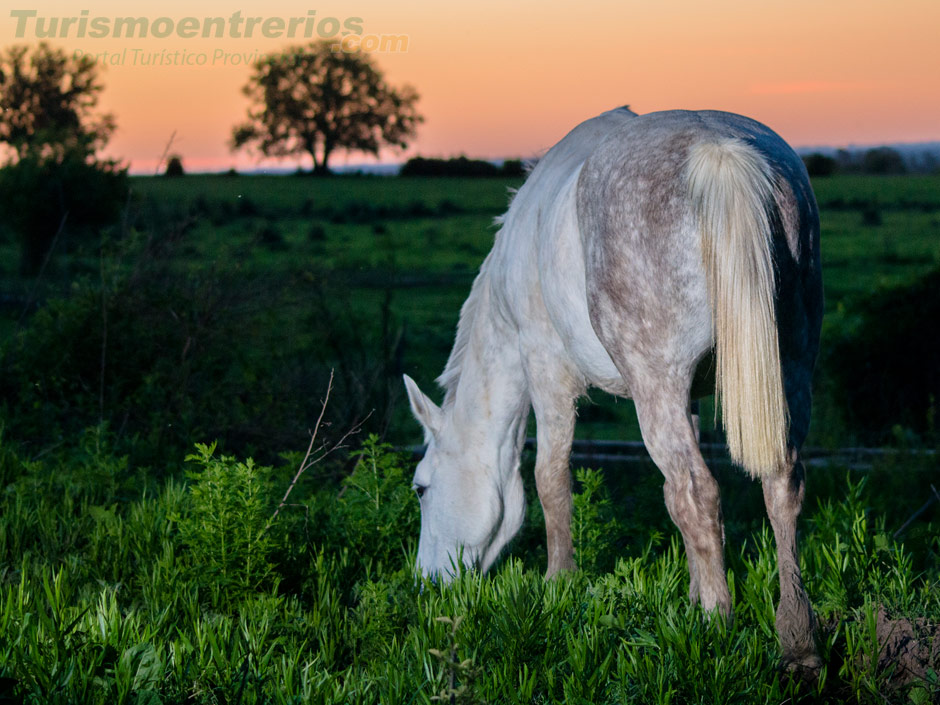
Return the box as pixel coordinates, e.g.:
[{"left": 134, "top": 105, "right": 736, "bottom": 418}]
[
  {"left": 176, "top": 442, "right": 277, "bottom": 604},
  {"left": 335, "top": 436, "right": 418, "bottom": 562},
  {"left": 429, "top": 615, "right": 479, "bottom": 704},
  {"left": 0, "top": 434, "right": 938, "bottom": 703},
  {"left": 572, "top": 467, "right": 620, "bottom": 574},
  {"left": 824, "top": 265, "right": 940, "bottom": 444}
]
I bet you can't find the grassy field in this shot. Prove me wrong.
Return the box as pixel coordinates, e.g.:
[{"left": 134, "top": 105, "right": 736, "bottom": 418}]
[
  {"left": 0, "top": 172, "right": 939, "bottom": 703},
  {"left": 125, "top": 172, "right": 940, "bottom": 446},
  {"left": 0, "top": 433, "right": 937, "bottom": 704},
  {"left": 2, "top": 172, "right": 939, "bottom": 447}
]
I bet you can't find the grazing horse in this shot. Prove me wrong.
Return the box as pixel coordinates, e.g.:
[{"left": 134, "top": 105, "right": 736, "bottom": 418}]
[{"left": 404, "top": 106, "right": 823, "bottom": 670}]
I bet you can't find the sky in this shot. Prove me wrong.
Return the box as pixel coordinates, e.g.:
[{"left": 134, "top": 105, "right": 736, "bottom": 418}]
[{"left": 2, "top": 0, "right": 939, "bottom": 173}]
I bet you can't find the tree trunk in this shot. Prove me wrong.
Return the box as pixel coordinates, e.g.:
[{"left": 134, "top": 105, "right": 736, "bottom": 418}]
[{"left": 316, "top": 141, "right": 334, "bottom": 176}]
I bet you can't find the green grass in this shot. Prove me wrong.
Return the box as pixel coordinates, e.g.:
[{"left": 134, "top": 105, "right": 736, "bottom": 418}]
[
  {"left": 134, "top": 172, "right": 940, "bottom": 445},
  {"left": 2, "top": 172, "right": 939, "bottom": 446},
  {"left": 2, "top": 171, "right": 939, "bottom": 703},
  {"left": 0, "top": 432, "right": 936, "bottom": 704}
]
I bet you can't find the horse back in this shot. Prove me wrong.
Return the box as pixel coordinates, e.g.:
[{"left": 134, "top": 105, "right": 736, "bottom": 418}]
[{"left": 576, "top": 110, "right": 822, "bottom": 448}]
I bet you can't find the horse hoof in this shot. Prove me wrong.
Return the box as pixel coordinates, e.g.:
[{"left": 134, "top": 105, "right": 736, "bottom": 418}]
[{"left": 780, "top": 653, "right": 822, "bottom": 681}]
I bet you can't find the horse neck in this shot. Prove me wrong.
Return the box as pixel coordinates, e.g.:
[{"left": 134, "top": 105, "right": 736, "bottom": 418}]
[{"left": 444, "top": 278, "right": 530, "bottom": 473}]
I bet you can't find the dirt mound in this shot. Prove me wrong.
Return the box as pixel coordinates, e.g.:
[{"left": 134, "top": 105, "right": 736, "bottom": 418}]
[{"left": 874, "top": 605, "right": 939, "bottom": 687}]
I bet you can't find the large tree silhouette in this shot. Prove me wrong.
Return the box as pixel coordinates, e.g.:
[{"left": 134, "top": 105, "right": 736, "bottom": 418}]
[
  {"left": 0, "top": 43, "right": 115, "bottom": 161},
  {"left": 0, "top": 44, "right": 125, "bottom": 274},
  {"left": 231, "top": 41, "right": 422, "bottom": 174}
]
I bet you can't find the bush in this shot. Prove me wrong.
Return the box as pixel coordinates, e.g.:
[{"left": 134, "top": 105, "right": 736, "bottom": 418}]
[
  {"left": 0, "top": 432, "right": 937, "bottom": 704},
  {"left": 824, "top": 266, "right": 940, "bottom": 443},
  {"left": 0, "top": 217, "right": 401, "bottom": 466},
  {"left": 257, "top": 221, "right": 287, "bottom": 249},
  {"left": 308, "top": 222, "right": 327, "bottom": 241},
  {"left": 164, "top": 154, "right": 185, "bottom": 177},
  {"left": 803, "top": 152, "right": 838, "bottom": 177},
  {"left": 310, "top": 436, "right": 419, "bottom": 578},
  {"left": 572, "top": 467, "right": 619, "bottom": 574},
  {"left": 176, "top": 442, "right": 277, "bottom": 605},
  {"left": 862, "top": 147, "right": 907, "bottom": 175},
  {"left": 500, "top": 159, "right": 526, "bottom": 177},
  {"left": 400, "top": 156, "right": 500, "bottom": 177},
  {"left": 0, "top": 150, "right": 128, "bottom": 274}
]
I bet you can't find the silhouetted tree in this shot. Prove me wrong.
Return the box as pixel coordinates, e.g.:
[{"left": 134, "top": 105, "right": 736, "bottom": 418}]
[
  {"left": 165, "top": 154, "right": 185, "bottom": 177},
  {"left": 802, "top": 152, "right": 837, "bottom": 177},
  {"left": 0, "top": 43, "right": 115, "bottom": 161},
  {"left": 500, "top": 159, "right": 526, "bottom": 177},
  {"left": 862, "top": 147, "right": 907, "bottom": 175},
  {"left": 400, "top": 156, "right": 498, "bottom": 177},
  {"left": 231, "top": 41, "right": 423, "bottom": 175},
  {"left": 0, "top": 44, "right": 126, "bottom": 275}
]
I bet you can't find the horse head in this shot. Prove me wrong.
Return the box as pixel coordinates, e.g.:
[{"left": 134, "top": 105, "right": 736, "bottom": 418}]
[{"left": 403, "top": 374, "right": 526, "bottom": 582}]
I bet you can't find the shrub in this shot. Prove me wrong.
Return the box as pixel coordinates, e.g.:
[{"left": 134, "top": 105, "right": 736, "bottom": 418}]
[
  {"left": 860, "top": 201, "right": 883, "bottom": 226},
  {"left": 164, "top": 154, "right": 185, "bottom": 177},
  {"left": 803, "top": 152, "right": 838, "bottom": 177},
  {"left": 572, "top": 467, "right": 620, "bottom": 574},
  {"left": 500, "top": 159, "right": 526, "bottom": 177},
  {"left": 308, "top": 222, "right": 327, "bottom": 241},
  {"left": 176, "top": 442, "right": 277, "bottom": 604},
  {"left": 257, "top": 221, "right": 287, "bottom": 249},
  {"left": 824, "top": 266, "right": 940, "bottom": 443},
  {"left": 0, "top": 226, "right": 395, "bottom": 466},
  {"left": 862, "top": 147, "right": 907, "bottom": 175},
  {"left": 399, "top": 156, "right": 500, "bottom": 177},
  {"left": 327, "top": 436, "right": 418, "bottom": 572},
  {"left": 0, "top": 150, "right": 128, "bottom": 274}
]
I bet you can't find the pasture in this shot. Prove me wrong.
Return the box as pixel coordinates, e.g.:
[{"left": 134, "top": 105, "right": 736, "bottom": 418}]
[{"left": 0, "top": 172, "right": 938, "bottom": 703}]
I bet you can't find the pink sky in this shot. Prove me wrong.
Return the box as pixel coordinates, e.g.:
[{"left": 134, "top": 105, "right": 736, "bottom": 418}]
[{"left": 3, "top": 0, "right": 938, "bottom": 172}]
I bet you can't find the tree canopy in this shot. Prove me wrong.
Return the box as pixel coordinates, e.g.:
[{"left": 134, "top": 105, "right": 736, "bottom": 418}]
[
  {"left": 231, "top": 42, "right": 423, "bottom": 174},
  {"left": 0, "top": 43, "right": 115, "bottom": 162},
  {"left": 0, "top": 43, "right": 125, "bottom": 275}
]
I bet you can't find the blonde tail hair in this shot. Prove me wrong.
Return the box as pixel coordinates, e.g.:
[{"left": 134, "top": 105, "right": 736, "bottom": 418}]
[{"left": 686, "top": 138, "right": 788, "bottom": 476}]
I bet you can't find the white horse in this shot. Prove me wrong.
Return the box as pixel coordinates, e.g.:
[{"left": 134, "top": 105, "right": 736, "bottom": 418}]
[{"left": 404, "top": 107, "right": 823, "bottom": 670}]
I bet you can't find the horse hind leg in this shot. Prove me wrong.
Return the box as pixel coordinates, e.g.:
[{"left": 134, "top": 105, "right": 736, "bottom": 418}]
[
  {"left": 762, "top": 451, "right": 821, "bottom": 672},
  {"left": 634, "top": 387, "right": 731, "bottom": 615}
]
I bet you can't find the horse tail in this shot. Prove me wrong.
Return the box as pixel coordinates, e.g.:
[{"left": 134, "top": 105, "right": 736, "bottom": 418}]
[{"left": 686, "top": 138, "right": 788, "bottom": 477}]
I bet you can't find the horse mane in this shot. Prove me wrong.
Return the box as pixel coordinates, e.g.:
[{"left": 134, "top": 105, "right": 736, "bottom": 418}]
[
  {"left": 436, "top": 106, "right": 640, "bottom": 407},
  {"left": 436, "top": 260, "right": 490, "bottom": 404}
]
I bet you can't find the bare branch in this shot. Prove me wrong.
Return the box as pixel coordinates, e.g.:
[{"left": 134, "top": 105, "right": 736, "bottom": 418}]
[
  {"left": 266, "top": 371, "right": 374, "bottom": 531},
  {"left": 154, "top": 129, "right": 178, "bottom": 176},
  {"left": 893, "top": 484, "right": 940, "bottom": 539},
  {"left": 269, "top": 370, "right": 334, "bottom": 524}
]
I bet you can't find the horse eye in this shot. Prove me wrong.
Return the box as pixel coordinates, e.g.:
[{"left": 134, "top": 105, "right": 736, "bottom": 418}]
[{"left": 413, "top": 483, "right": 427, "bottom": 499}]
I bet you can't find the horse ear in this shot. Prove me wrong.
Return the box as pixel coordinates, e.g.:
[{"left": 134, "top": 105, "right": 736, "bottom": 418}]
[{"left": 403, "top": 374, "right": 442, "bottom": 440}]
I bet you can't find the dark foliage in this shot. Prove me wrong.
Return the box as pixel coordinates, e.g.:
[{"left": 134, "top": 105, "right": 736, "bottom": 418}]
[
  {"left": 803, "top": 152, "right": 838, "bottom": 177},
  {"left": 0, "top": 43, "right": 115, "bottom": 161},
  {"left": 825, "top": 267, "right": 940, "bottom": 443},
  {"left": 0, "top": 151, "right": 128, "bottom": 274},
  {"left": 862, "top": 147, "right": 907, "bottom": 175},
  {"left": 399, "top": 156, "right": 525, "bottom": 178},
  {"left": 164, "top": 154, "right": 185, "bottom": 177},
  {"left": 500, "top": 158, "right": 526, "bottom": 177},
  {"left": 231, "top": 41, "right": 422, "bottom": 174},
  {"left": 0, "top": 235, "right": 402, "bottom": 468},
  {"left": 834, "top": 147, "right": 911, "bottom": 175},
  {"left": 0, "top": 43, "right": 126, "bottom": 275}
]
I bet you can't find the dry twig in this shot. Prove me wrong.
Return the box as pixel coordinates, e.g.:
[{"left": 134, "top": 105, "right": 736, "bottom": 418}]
[{"left": 268, "top": 370, "right": 370, "bottom": 526}]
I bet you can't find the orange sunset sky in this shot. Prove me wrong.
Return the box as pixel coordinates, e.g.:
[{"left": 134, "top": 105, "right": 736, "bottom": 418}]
[{"left": 3, "top": 0, "right": 939, "bottom": 173}]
